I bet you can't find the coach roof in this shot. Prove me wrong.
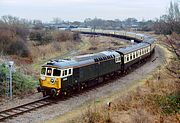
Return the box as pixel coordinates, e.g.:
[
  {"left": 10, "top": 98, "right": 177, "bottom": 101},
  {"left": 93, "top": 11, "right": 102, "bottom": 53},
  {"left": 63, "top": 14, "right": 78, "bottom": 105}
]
[{"left": 116, "top": 43, "right": 149, "bottom": 54}]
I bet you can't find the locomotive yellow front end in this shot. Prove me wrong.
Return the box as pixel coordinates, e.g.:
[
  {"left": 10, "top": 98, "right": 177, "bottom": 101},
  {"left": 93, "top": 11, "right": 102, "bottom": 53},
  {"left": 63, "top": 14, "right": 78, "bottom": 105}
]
[{"left": 38, "top": 67, "right": 62, "bottom": 96}]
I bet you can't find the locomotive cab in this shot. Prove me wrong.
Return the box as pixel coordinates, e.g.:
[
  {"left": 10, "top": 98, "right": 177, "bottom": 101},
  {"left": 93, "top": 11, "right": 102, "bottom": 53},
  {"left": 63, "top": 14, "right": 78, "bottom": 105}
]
[{"left": 38, "top": 66, "right": 73, "bottom": 97}]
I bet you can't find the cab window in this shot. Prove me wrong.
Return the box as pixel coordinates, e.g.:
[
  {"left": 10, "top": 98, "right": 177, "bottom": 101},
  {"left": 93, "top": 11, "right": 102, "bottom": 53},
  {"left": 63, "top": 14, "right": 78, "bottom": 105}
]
[
  {"left": 47, "top": 68, "right": 52, "bottom": 76},
  {"left": 69, "top": 69, "right": 72, "bottom": 74},
  {"left": 63, "top": 70, "right": 68, "bottom": 76},
  {"left": 41, "top": 68, "right": 46, "bottom": 75},
  {"left": 53, "top": 69, "right": 61, "bottom": 76},
  {"left": 65, "top": 70, "right": 67, "bottom": 75}
]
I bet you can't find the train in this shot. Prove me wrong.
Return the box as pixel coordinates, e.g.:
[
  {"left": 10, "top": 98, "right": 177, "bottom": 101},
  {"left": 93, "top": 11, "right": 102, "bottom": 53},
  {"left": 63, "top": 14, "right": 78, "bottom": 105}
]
[{"left": 37, "top": 29, "right": 156, "bottom": 97}]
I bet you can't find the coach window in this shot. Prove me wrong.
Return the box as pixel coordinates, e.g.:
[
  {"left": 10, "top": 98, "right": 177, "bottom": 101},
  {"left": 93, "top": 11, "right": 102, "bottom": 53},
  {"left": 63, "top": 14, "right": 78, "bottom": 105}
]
[
  {"left": 127, "top": 57, "right": 129, "bottom": 62},
  {"left": 136, "top": 51, "right": 138, "bottom": 57},
  {"left": 133, "top": 53, "right": 135, "bottom": 59},
  {"left": 130, "top": 54, "right": 132, "bottom": 60},
  {"left": 127, "top": 55, "right": 129, "bottom": 62}
]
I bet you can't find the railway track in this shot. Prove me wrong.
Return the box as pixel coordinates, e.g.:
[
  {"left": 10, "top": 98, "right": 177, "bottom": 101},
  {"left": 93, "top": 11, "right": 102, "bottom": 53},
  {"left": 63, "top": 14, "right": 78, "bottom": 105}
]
[{"left": 0, "top": 96, "right": 54, "bottom": 122}]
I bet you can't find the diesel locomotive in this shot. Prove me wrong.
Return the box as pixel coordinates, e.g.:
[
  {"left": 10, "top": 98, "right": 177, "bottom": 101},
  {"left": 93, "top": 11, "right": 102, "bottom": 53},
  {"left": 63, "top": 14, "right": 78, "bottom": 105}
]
[{"left": 37, "top": 30, "right": 156, "bottom": 97}]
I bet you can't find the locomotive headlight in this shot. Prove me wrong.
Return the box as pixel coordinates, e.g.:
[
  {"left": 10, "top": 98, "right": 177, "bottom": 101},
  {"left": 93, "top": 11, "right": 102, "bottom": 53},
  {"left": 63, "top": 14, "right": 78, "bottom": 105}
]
[{"left": 40, "top": 76, "right": 46, "bottom": 80}]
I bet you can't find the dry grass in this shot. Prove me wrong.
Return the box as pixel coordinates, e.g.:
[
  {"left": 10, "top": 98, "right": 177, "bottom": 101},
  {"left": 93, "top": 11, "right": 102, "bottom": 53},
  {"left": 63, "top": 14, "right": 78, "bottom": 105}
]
[
  {"left": 80, "top": 35, "right": 129, "bottom": 55},
  {"left": 76, "top": 67, "right": 179, "bottom": 123}
]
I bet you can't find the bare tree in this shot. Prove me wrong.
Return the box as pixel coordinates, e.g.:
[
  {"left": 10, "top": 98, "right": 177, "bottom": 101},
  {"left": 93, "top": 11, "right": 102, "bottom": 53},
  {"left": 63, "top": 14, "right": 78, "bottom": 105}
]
[{"left": 154, "top": 1, "right": 180, "bottom": 34}]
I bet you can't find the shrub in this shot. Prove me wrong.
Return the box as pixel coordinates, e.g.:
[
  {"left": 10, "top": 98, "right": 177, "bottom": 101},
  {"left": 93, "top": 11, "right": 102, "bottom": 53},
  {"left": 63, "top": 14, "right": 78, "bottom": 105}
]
[
  {"left": 53, "top": 31, "right": 81, "bottom": 42},
  {"left": 53, "top": 31, "right": 71, "bottom": 42},
  {"left": 0, "top": 64, "right": 8, "bottom": 96},
  {"left": 29, "top": 30, "right": 52, "bottom": 45},
  {"left": 7, "top": 39, "right": 30, "bottom": 57},
  {"left": 0, "top": 28, "right": 30, "bottom": 57},
  {"left": 0, "top": 64, "right": 37, "bottom": 97},
  {"left": 0, "top": 29, "right": 13, "bottom": 53},
  {"left": 72, "top": 32, "right": 80, "bottom": 41}
]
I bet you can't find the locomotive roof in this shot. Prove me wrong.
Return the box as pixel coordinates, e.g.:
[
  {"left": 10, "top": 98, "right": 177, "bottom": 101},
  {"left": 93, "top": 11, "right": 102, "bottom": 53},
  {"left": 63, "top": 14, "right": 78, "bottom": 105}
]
[
  {"left": 116, "top": 42, "right": 149, "bottom": 54},
  {"left": 72, "top": 53, "right": 106, "bottom": 61},
  {"left": 43, "top": 50, "right": 119, "bottom": 69}
]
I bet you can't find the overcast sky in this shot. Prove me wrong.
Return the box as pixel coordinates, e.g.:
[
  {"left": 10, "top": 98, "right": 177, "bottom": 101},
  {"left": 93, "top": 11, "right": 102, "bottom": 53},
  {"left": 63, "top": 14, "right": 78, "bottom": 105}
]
[{"left": 0, "top": 0, "right": 175, "bottom": 22}]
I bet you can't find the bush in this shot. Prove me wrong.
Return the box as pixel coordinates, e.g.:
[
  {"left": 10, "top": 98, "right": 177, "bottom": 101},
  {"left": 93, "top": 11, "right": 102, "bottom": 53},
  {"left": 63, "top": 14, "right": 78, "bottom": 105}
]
[
  {"left": 0, "top": 64, "right": 37, "bottom": 97},
  {"left": 53, "top": 31, "right": 71, "bottom": 42},
  {"left": 29, "top": 30, "right": 52, "bottom": 45},
  {"left": 7, "top": 39, "right": 30, "bottom": 57},
  {"left": 0, "top": 28, "right": 30, "bottom": 57},
  {"left": 72, "top": 32, "right": 80, "bottom": 41},
  {"left": 53, "top": 31, "right": 81, "bottom": 42},
  {"left": 0, "top": 64, "right": 9, "bottom": 96},
  {"left": 0, "top": 29, "right": 13, "bottom": 53}
]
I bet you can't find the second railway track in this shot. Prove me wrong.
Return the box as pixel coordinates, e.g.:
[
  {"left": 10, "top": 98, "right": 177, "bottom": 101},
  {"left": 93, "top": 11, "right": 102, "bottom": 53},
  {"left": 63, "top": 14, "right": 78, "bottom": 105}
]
[{"left": 0, "top": 96, "right": 54, "bottom": 122}]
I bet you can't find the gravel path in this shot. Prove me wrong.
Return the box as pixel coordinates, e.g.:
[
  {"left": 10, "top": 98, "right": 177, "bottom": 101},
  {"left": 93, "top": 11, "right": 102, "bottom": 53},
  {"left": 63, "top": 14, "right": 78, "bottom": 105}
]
[{"left": 0, "top": 46, "right": 165, "bottom": 123}]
